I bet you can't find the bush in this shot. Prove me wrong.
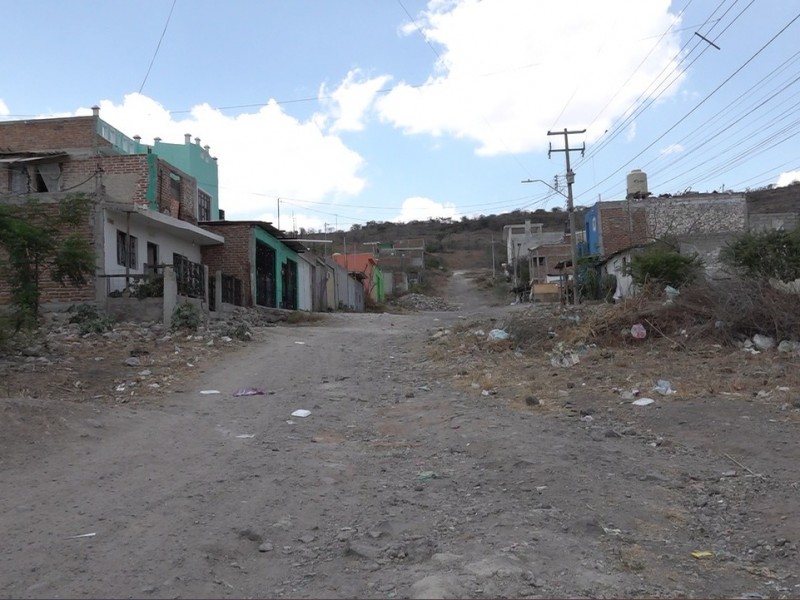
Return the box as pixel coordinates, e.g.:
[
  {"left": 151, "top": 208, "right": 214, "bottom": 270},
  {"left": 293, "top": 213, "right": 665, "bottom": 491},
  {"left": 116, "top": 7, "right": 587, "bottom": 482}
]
[
  {"left": 67, "top": 303, "right": 113, "bottom": 335},
  {"left": 627, "top": 244, "right": 703, "bottom": 289},
  {"left": 721, "top": 229, "right": 800, "bottom": 282},
  {"left": 171, "top": 302, "right": 202, "bottom": 331}
]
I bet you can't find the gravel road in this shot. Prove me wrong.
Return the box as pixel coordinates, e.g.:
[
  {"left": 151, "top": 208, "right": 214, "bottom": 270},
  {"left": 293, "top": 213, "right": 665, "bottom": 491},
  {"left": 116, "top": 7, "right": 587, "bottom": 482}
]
[{"left": 1, "top": 272, "right": 797, "bottom": 599}]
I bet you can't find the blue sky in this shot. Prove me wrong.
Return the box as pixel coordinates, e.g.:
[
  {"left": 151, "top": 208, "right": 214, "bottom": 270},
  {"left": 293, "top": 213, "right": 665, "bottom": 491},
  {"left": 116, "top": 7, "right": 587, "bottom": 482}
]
[{"left": 2, "top": 0, "right": 799, "bottom": 233}]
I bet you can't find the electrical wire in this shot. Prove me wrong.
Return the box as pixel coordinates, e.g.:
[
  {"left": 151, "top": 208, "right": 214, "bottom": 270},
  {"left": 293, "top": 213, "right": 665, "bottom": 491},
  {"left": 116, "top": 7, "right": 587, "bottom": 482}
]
[{"left": 138, "top": 0, "right": 177, "bottom": 94}]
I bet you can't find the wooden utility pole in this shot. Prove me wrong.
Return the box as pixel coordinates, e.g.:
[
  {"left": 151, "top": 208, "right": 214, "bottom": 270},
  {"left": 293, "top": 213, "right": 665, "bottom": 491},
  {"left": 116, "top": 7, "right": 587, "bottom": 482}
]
[{"left": 547, "top": 128, "right": 585, "bottom": 305}]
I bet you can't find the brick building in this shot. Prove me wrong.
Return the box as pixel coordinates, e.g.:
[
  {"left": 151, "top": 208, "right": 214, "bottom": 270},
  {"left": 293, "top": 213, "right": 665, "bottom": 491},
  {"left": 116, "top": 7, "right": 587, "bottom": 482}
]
[{"left": 0, "top": 108, "right": 224, "bottom": 309}]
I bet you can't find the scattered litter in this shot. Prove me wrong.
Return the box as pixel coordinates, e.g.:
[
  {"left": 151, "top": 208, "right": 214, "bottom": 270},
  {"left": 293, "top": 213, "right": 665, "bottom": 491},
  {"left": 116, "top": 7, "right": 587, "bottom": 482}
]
[
  {"left": 691, "top": 550, "right": 714, "bottom": 559},
  {"left": 291, "top": 409, "right": 311, "bottom": 418},
  {"left": 294, "top": 341, "right": 306, "bottom": 345},
  {"left": 200, "top": 390, "right": 221, "bottom": 395},
  {"left": 664, "top": 285, "right": 680, "bottom": 304},
  {"left": 550, "top": 352, "right": 580, "bottom": 368},
  {"left": 738, "top": 593, "right": 765, "bottom": 599},
  {"left": 653, "top": 380, "right": 675, "bottom": 395},
  {"left": 417, "top": 471, "right": 439, "bottom": 480},
  {"left": 233, "top": 388, "right": 266, "bottom": 397},
  {"left": 488, "top": 329, "right": 510, "bottom": 341},
  {"left": 286, "top": 420, "right": 295, "bottom": 425},
  {"left": 235, "top": 434, "right": 255, "bottom": 439},
  {"left": 67, "top": 532, "right": 96, "bottom": 539},
  {"left": 630, "top": 323, "right": 647, "bottom": 339},
  {"left": 115, "top": 384, "right": 126, "bottom": 392},
  {"left": 721, "top": 470, "right": 737, "bottom": 478},
  {"left": 632, "top": 398, "right": 655, "bottom": 406}
]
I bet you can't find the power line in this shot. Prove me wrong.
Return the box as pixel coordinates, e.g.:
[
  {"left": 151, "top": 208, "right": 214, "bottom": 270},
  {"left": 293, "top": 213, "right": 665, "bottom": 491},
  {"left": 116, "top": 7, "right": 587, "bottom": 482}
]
[{"left": 139, "top": 0, "right": 177, "bottom": 94}]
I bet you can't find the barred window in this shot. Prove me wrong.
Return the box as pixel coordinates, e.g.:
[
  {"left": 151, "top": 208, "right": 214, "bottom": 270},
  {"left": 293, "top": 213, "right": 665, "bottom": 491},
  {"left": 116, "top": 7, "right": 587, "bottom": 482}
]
[
  {"left": 198, "top": 189, "right": 211, "bottom": 221},
  {"left": 116, "top": 230, "right": 137, "bottom": 268}
]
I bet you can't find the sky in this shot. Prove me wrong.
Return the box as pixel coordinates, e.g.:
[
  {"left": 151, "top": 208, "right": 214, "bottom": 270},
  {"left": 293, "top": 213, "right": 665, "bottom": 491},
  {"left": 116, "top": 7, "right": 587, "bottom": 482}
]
[{"left": 2, "top": 0, "right": 800, "bottom": 233}]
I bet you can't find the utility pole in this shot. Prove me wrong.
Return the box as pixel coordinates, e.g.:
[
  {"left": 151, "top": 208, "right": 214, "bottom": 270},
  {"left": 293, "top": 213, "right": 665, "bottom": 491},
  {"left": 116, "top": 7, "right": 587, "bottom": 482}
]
[
  {"left": 491, "top": 233, "right": 496, "bottom": 279},
  {"left": 547, "top": 128, "right": 585, "bottom": 305}
]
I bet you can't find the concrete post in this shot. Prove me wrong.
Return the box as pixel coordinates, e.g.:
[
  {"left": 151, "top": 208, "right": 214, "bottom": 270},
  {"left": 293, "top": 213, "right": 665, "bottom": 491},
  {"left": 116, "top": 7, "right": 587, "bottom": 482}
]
[
  {"left": 163, "top": 265, "right": 177, "bottom": 327},
  {"left": 215, "top": 270, "right": 223, "bottom": 311}
]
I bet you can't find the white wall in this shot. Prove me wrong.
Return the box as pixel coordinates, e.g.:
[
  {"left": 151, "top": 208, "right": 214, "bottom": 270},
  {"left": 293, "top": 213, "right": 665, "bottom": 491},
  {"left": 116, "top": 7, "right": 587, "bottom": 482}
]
[
  {"left": 296, "top": 256, "right": 313, "bottom": 311},
  {"left": 103, "top": 210, "right": 202, "bottom": 293},
  {"left": 603, "top": 254, "right": 635, "bottom": 301}
]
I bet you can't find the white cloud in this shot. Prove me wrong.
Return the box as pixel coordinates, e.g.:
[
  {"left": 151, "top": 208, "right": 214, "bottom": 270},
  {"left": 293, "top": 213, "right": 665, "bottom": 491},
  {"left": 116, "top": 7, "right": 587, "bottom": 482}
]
[
  {"left": 378, "top": 0, "right": 683, "bottom": 155},
  {"left": 777, "top": 170, "right": 800, "bottom": 187},
  {"left": 0, "top": 98, "right": 9, "bottom": 116},
  {"left": 660, "top": 143, "right": 684, "bottom": 155},
  {"left": 394, "top": 196, "right": 457, "bottom": 223},
  {"left": 320, "top": 69, "right": 392, "bottom": 133},
  {"left": 82, "top": 93, "right": 367, "bottom": 222}
]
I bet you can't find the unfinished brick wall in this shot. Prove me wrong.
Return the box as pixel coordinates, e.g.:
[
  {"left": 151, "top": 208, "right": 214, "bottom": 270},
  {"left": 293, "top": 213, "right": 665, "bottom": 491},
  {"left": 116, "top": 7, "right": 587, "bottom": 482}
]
[
  {"left": 0, "top": 116, "right": 112, "bottom": 152},
  {"left": 0, "top": 199, "right": 97, "bottom": 308},
  {"left": 200, "top": 224, "right": 253, "bottom": 306},
  {"left": 597, "top": 203, "right": 649, "bottom": 256}
]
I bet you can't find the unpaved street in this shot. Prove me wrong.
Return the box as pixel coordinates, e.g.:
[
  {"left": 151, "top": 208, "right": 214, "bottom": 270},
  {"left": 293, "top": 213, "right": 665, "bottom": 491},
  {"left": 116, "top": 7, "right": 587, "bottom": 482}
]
[{"left": 1, "top": 272, "right": 799, "bottom": 599}]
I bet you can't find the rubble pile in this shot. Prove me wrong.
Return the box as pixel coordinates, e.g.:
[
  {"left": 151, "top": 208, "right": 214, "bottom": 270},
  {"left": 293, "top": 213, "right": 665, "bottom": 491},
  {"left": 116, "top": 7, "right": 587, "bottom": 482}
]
[{"left": 395, "top": 293, "right": 458, "bottom": 312}]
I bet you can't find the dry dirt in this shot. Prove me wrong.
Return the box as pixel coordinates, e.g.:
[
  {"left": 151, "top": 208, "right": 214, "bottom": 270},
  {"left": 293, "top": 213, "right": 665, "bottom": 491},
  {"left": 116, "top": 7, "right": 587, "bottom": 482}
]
[{"left": 1, "top": 271, "right": 799, "bottom": 599}]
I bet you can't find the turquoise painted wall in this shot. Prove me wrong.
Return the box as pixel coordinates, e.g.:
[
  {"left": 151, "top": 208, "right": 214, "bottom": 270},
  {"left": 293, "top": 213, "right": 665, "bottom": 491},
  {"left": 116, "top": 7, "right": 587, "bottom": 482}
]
[
  {"left": 95, "top": 119, "right": 219, "bottom": 218},
  {"left": 254, "top": 227, "right": 299, "bottom": 308}
]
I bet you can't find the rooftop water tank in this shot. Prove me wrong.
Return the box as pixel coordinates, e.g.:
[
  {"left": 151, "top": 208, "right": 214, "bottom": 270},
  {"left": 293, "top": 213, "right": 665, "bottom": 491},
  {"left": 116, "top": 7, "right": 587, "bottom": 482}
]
[{"left": 627, "top": 169, "right": 649, "bottom": 199}]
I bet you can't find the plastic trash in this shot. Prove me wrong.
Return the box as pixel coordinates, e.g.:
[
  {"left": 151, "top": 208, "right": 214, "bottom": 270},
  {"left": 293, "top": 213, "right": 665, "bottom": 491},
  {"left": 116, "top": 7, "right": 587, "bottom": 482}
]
[
  {"left": 691, "top": 550, "right": 714, "bottom": 559},
  {"left": 235, "top": 434, "right": 255, "bottom": 439},
  {"left": 67, "top": 532, "right": 97, "bottom": 539},
  {"left": 488, "top": 329, "right": 510, "bottom": 341},
  {"left": 632, "top": 398, "right": 655, "bottom": 406},
  {"left": 665, "top": 285, "right": 680, "bottom": 304},
  {"left": 291, "top": 409, "right": 311, "bottom": 418},
  {"left": 653, "top": 380, "right": 675, "bottom": 395},
  {"left": 417, "top": 471, "right": 439, "bottom": 480},
  {"left": 630, "top": 323, "right": 646, "bottom": 339},
  {"left": 200, "top": 390, "right": 221, "bottom": 395},
  {"left": 233, "top": 388, "right": 266, "bottom": 397}
]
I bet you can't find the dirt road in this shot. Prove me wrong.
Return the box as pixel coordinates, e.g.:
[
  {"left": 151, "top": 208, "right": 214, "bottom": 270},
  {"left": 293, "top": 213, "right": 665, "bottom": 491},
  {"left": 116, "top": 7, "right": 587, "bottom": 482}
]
[{"left": 1, "top": 272, "right": 798, "bottom": 599}]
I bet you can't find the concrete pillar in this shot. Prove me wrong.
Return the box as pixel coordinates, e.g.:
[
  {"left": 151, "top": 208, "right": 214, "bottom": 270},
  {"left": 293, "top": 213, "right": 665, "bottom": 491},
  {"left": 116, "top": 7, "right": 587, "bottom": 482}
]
[
  {"left": 215, "top": 270, "right": 223, "bottom": 311},
  {"left": 163, "top": 265, "right": 177, "bottom": 327}
]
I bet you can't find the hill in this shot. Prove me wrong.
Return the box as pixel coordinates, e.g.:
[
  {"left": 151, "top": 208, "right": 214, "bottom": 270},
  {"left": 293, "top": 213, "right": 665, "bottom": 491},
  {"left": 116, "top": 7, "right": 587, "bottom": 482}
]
[{"left": 297, "top": 207, "right": 574, "bottom": 273}]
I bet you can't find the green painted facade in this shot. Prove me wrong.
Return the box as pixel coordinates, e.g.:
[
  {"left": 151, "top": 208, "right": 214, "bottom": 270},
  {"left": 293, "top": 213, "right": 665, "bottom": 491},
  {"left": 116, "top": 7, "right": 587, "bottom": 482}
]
[
  {"left": 95, "top": 118, "right": 220, "bottom": 220},
  {"left": 372, "top": 266, "right": 385, "bottom": 302},
  {"left": 254, "top": 226, "right": 299, "bottom": 309}
]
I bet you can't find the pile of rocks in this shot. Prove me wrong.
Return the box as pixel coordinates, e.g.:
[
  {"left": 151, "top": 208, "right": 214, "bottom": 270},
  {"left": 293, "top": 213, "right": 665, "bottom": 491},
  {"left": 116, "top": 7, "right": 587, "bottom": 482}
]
[{"left": 395, "top": 293, "right": 457, "bottom": 312}]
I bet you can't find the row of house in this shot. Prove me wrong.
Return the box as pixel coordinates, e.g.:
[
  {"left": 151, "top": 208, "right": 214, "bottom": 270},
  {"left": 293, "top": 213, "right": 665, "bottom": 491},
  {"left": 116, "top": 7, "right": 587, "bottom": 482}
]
[
  {"left": 0, "top": 109, "right": 382, "bottom": 321},
  {"left": 503, "top": 170, "right": 800, "bottom": 302}
]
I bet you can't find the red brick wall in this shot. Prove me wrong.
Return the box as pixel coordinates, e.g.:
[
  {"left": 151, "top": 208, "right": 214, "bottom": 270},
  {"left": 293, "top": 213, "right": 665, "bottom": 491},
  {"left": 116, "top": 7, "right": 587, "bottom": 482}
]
[
  {"left": 0, "top": 116, "right": 112, "bottom": 152},
  {"left": 600, "top": 204, "right": 649, "bottom": 256},
  {"left": 0, "top": 200, "right": 97, "bottom": 307},
  {"left": 152, "top": 160, "right": 198, "bottom": 222},
  {"left": 200, "top": 224, "right": 253, "bottom": 306}
]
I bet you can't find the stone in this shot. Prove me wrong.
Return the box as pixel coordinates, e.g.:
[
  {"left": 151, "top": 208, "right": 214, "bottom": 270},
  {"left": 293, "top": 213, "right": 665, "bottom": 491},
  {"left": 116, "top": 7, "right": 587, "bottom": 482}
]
[
  {"left": 125, "top": 357, "right": 141, "bottom": 367},
  {"left": 258, "top": 542, "right": 274, "bottom": 552},
  {"left": 409, "top": 574, "right": 464, "bottom": 599},
  {"left": 346, "top": 541, "right": 382, "bottom": 561}
]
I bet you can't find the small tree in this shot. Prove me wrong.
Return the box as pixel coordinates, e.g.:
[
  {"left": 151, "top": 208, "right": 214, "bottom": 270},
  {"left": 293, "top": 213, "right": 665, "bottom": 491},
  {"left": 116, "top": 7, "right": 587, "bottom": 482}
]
[
  {"left": 0, "top": 194, "right": 96, "bottom": 329},
  {"left": 721, "top": 229, "right": 800, "bottom": 282},
  {"left": 627, "top": 243, "right": 703, "bottom": 289}
]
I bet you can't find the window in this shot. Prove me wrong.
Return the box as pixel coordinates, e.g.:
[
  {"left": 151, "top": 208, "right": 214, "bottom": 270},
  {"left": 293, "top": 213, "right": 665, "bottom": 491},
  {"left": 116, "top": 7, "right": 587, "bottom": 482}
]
[
  {"left": 198, "top": 189, "right": 211, "bottom": 221},
  {"left": 9, "top": 166, "right": 28, "bottom": 194},
  {"left": 169, "top": 172, "right": 181, "bottom": 198},
  {"left": 116, "top": 230, "right": 138, "bottom": 268},
  {"left": 7, "top": 162, "right": 62, "bottom": 193}
]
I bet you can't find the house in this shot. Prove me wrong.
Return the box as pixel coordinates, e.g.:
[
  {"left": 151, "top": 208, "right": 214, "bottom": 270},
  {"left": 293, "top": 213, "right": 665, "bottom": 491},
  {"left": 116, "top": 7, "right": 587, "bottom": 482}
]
[
  {"left": 374, "top": 239, "right": 425, "bottom": 295},
  {"left": 331, "top": 252, "right": 385, "bottom": 304},
  {"left": 0, "top": 108, "right": 230, "bottom": 318},
  {"left": 579, "top": 171, "right": 748, "bottom": 279},
  {"left": 199, "top": 220, "right": 307, "bottom": 311},
  {"left": 502, "top": 220, "right": 567, "bottom": 285}
]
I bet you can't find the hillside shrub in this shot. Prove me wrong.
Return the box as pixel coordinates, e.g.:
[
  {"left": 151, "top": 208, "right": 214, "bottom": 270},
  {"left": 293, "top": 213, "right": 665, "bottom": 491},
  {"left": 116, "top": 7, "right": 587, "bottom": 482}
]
[
  {"left": 721, "top": 229, "right": 800, "bottom": 282},
  {"left": 627, "top": 244, "right": 703, "bottom": 289}
]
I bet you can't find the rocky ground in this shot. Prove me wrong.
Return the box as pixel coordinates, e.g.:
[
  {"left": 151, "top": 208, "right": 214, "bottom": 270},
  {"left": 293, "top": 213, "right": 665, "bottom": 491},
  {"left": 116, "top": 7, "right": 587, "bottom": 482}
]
[{"left": 0, "top": 271, "right": 799, "bottom": 599}]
